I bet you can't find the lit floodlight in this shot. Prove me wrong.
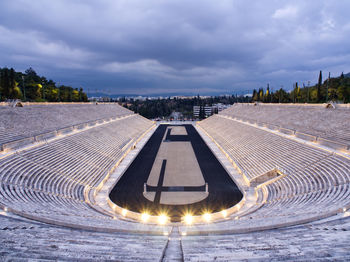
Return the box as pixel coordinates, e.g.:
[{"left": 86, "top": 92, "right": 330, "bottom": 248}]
[
  {"left": 121, "top": 208, "right": 128, "bottom": 217},
  {"left": 203, "top": 213, "right": 211, "bottom": 222},
  {"left": 221, "top": 210, "right": 227, "bottom": 218},
  {"left": 184, "top": 214, "right": 193, "bottom": 225},
  {"left": 181, "top": 232, "right": 187, "bottom": 236},
  {"left": 163, "top": 231, "right": 169, "bottom": 236},
  {"left": 158, "top": 214, "right": 169, "bottom": 225},
  {"left": 141, "top": 212, "right": 150, "bottom": 223}
]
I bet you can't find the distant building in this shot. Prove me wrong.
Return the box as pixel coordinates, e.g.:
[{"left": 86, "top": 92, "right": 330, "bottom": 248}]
[
  {"left": 193, "top": 103, "right": 232, "bottom": 118},
  {"left": 204, "top": 106, "right": 212, "bottom": 117},
  {"left": 88, "top": 96, "right": 111, "bottom": 102},
  {"left": 212, "top": 103, "right": 232, "bottom": 113},
  {"left": 193, "top": 106, "right": 201, "bottom": 117}
]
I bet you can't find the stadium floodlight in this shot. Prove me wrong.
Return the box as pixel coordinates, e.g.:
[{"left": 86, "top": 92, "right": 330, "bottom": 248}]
[
  {"left": 158, "top": 214, "right": 169, "bottom": 225},
  {"left": 203, "top": 213, "right": 211, "bottom": 222},
  {"left": 141, "top": 212, "right": 150, "bottom": 223},
  {"left": 221, "top": 210, "right": 227, "bottom": 218},
  {"left": 183, "top": 214, "right": 193, "bottom": 225},
  {"left": 121, "top": 208, "right": 128, "bottom": 217},
  {"left": 181, "top": 232, "right": 187, "bottom": 236}
]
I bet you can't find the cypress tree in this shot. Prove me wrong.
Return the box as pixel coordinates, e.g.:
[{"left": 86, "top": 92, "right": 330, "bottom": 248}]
[
  {"left": 317, "top": 70, "right": 322, "bottom": 102},
  {"left": 1, "top": 68, "right": 10, "bottom": 99},
  {"left": 252, "top": 89, "right": 257, "bottom": 102}
]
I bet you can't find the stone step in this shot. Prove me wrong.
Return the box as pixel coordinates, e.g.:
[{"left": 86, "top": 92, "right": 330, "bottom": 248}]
[{"left": 162, "top": 227, "right": 183, "bottom": 262}]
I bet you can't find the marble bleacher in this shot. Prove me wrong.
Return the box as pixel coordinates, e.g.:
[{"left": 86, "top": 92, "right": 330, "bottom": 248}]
[
  {"left": 1, "top": 102, "right": 350, "bottom": 260},
  {"left": 221, "top": 103, "right": 350, "bottom": 149},
  {"left": 0, "top": 104, "right": 169, "bottom": 233},
  {"left": 199, "top": 115, "right": 332, "bottom": 181},
  {"left": 191, "top": 114, "right": 350, "bottom": 233},
  {"left": 0, "top": 103, "right": 131, "bottom": 149}
]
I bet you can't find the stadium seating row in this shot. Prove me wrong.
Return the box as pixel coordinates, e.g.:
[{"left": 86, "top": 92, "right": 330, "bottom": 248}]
[
  {"left": 190, "top": 114, "right": 350, "bottom": 233},
  {"left": 0, "top": 103, "right": 131, "bottom": 149},
  {"left": 0, "top": 112, "right": 166, "bottom": 232},
  {"left": 221, "top": 103, "right": 350, "bottom": 149}
]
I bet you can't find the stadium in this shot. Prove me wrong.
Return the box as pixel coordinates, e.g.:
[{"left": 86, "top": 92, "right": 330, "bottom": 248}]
[{"left": 0, "top": 102, "right": 349, "bottom": 261}]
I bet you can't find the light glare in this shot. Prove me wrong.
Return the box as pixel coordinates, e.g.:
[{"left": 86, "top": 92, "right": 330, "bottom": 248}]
[
  {"left": 158, "top": 214, "right": 168, "bottom": 225},
  {"left": 122, "top": 209, "right": 128, "bottom": 217},
  {"left": 203, "top": 213, "right": 211, "bottom": 222},
  {"left": 221, "top": 210, "right": 227, "bottom": 218},
  {"left": 141, "top": 212, "right": 150, "bottom": 222},
  {"left": 184, "top": 214, "right": 193, "bottom": 225}
]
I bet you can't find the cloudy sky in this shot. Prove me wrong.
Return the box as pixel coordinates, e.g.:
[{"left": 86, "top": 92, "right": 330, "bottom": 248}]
[{"left": 1, "top": 0, "right": 350, "bottom": 96}]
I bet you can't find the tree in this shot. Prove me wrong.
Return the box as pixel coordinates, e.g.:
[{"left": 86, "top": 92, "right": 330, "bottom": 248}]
[
  {"left": 12, "top": 82, "right": 23, "bottom": 99},
  {"left": 25, "top": 67, "right": 40, "bottom": 83},
  {"left": 252, "top": 89, "right": 258, "bottom": 102},
  {"left": 317, "top": 70, "right": 322, "bottom": 102},
  {"left": 258, "top": 88, "right": 264, "bottom": 102},
  {"left": 0, "top": 68, "right": 10, "bottom": 99},
  {"left": 199, "top": 106, "right": 205, "bottom": 119},
  {"left": 272, "top": 88, "right": 289, "bottom": 103},
  {"left": 0, "top": 68, "right": 22, "bottom": 100},
  {"left": 0, "top": 67, "right": 89, "bottom": 102},
  {"left": 265, "top": 84, "right": 270, "bottom": 103}
]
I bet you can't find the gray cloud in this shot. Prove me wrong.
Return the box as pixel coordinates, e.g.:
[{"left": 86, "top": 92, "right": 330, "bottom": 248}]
[{"left": 1, "top": 0, "right": 350, "bottom": 95}]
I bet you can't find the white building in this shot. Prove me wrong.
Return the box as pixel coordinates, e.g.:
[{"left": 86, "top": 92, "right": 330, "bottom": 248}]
[{"left": 193, "top": 104, "right": 232, "bottom": 118}]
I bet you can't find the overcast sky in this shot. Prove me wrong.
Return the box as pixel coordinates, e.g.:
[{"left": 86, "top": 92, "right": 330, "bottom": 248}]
[{"left": 1, "top": 0, "right": 350, "bottom": 96}]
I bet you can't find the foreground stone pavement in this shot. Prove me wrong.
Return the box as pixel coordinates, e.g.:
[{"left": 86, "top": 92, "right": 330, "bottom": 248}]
[
  {"left": 0, "top": 215, "right": 168, "bottom": 261},
  {"left": 1, "top": 214, "right": 349, "bottom": 261}
]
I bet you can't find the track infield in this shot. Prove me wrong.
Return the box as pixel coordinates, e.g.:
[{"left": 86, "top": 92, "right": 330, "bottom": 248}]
[{"left": 109, "top": 124, "right": 243, "bottom": 221}]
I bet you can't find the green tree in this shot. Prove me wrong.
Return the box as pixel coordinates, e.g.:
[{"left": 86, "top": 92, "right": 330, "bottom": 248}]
[
  {"left": 252, "top": 89, "right": 258, "bottom": 102},
  {"left": 317, "top": 70, "right": 322, "bottom": 102},
  {"left": 0, "top": 68, "right": 10, "bottom": 99}
]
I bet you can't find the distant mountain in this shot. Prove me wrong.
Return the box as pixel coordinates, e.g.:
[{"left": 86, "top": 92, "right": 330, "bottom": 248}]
[
  {"left": 87, "top": 91, "right": 237, "bottom": 98},
  {"left": 344, "top": 72, "right": 350, "bottom": 78}
]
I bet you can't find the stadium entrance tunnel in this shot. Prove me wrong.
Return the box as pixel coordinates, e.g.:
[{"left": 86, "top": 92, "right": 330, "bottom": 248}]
[{"left": 109, "top": 124, "right": 243, "bottom": 222}]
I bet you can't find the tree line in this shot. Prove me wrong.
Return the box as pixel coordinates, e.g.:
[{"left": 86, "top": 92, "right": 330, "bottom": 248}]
[
  {"left": 252, "top": 71, "right": 350, "bottom": 103},
  {"left": 121, "top": 95, "right": 250, "bottom": 119},
  {"left": 0, "top": 67, "right": 88, "bottom": 102}
]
